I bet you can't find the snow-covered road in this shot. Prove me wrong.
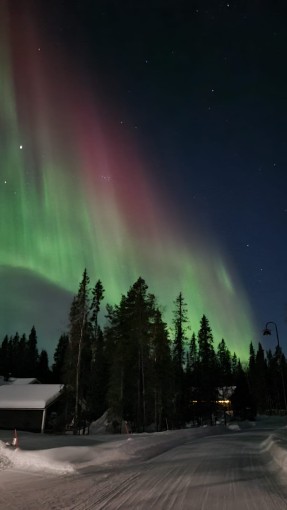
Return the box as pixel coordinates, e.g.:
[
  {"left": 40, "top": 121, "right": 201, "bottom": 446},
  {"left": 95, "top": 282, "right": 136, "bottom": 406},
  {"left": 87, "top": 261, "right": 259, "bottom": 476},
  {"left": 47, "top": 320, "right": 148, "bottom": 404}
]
[{"left": 1, "top": 418, "right": 287, "bottom": 509}]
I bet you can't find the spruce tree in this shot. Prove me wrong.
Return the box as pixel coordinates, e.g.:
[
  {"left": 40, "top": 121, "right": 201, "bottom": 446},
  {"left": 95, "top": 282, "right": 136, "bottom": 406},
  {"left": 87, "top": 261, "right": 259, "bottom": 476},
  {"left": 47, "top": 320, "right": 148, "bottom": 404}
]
[
  {"left": 0, "top": 335, "right": 9, "bottom": 378},
  {"left": 17, "top": 334, "right": 28, "bottom": 377},
  {"left": 27, "top": 326, "right": 39, "bottom": 375},
  {"left": 186, "top": 333, "right": 198, "bottom": 423},
  {"left": 196, "top": 315, "right": 217, "bottom": 422},
  {"left": 231, "top": 352, "right": 239, "bottom": 380},
  {"left": 37, "top": 350, "right": 51, "bottom": 382},
  {"left": 125, "top": 277, "right": 154, "bottom": 431},
  {"left": 52, "top": 334, "right": 69, "bottom": 383},
  {"left": 231, "top": 362, "right": 256, "bottom": 420},
  {"left": 90, "top": 280, "right": 105, "bottom": 348},
  {"left": 248, "top": 342, "right": 256, "bottom": 390},
  {"left": 106, "top": 277, "right": 158, "bottom": 432},
  {"left": 106, "top": 297, "right": 130, "bottom": 425},
  {"left": 254, "top": 343, "right": 267, "bottom": 412},
  {"left": 265, "top": 345, "right": 287, "bottom": 412},
  {"left": 217, "top": 338, "right": 232, "bottom": 387},
  {"left": 9, "top": 333, "right": 20, "bottom": 376},
  {"left": 150, "top": 308, "right": 172, "bottom": 430}
]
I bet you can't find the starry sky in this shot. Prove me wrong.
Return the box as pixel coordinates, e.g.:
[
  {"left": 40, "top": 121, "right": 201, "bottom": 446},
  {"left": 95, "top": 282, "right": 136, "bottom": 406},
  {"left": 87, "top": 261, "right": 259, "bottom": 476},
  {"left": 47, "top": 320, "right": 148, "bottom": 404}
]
[{"left": 1, "top": 0, "right": 286, "bottom": 362}]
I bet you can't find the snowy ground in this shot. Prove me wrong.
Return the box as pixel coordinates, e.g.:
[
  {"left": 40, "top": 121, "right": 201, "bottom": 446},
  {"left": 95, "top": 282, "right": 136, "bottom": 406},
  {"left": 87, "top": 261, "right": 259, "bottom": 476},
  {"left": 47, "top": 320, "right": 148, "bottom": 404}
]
[{"left": 0, "top": 416, "right": 287, "bottom": 509}]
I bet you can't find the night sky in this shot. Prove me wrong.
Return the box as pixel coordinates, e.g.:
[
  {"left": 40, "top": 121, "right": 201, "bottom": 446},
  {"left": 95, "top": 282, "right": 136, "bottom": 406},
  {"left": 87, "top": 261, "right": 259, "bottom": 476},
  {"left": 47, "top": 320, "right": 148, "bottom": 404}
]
[{"left": 1, "top": 0, "right": 286, "bottom": 361}]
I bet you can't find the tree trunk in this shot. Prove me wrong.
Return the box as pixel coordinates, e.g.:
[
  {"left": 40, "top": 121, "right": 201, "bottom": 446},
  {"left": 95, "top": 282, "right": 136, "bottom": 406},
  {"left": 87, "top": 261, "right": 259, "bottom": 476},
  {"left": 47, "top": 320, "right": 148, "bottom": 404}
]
[{"left": 74, "top": 313, "right": 86, "bottom": 434}]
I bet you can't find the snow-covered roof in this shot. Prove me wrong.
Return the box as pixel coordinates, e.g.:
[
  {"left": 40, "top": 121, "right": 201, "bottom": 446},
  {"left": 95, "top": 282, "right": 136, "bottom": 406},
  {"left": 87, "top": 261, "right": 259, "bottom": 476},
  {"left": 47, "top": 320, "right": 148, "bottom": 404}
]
[
  {"left": 0, "top": 377, "right": 39, "bottom": 386},
  {"left": 0, "top": 384, "right": 64, "bottom": 409},
  {"left": 8, "top": 378, "right": 39, "bottom": 385},
  {"left": 217, "top": 386, "right": 236, "bottom": 399}
]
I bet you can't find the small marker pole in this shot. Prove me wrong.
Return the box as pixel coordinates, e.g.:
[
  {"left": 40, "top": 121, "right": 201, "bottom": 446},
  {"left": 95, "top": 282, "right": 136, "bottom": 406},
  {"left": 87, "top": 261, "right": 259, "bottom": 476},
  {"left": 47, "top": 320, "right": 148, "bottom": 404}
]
[{"left": 11, "top": 429, "right": 19, "bottom": 448}]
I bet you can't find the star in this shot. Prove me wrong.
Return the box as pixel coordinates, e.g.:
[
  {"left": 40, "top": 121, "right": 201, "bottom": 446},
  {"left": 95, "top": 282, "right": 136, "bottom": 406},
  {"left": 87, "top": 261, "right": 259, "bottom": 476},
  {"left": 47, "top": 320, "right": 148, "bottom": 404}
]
[{"left": 19, "top": 145, "right": 23, "bottom": 149}]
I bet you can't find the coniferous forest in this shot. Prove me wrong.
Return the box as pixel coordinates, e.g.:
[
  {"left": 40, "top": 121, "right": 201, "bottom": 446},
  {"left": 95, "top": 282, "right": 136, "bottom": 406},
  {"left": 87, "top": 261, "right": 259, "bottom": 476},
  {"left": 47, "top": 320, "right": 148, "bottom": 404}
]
[{"left": 1, "top": 270, "right": 287, "bottom": 433}]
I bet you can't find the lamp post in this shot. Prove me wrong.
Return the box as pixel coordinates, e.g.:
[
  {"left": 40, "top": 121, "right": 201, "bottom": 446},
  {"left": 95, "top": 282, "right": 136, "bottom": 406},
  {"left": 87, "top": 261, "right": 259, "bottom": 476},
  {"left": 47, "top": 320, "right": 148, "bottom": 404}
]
[{"left": 263, "top": 321, "right": 287, "bottom": 412}]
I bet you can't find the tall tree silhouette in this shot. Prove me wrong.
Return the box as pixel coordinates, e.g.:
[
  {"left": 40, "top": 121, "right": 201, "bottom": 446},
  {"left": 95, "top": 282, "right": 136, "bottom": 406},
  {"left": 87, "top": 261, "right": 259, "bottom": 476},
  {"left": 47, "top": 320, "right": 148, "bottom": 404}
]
[
  {"left": 87, "top": 280, "right": 107, "bottom": 419},
  {"left": 149, "top": 308, "right": 172, "bottom": 430},
  {"left": 65, "top": 269, "right": 91, "bottom": 432},
  {"left": 172, "top": 292, "right": 189, "bottom": 426},
  {"left": 217, "top": 338, "right": 232, "bottom": 387},
  {"left": 37, "top": 350, "right": 51, "bottom": 382},
  {"left": 27, "top": 326, "right": 39, "bottom": 375},
  {"left": 107, "top": 277, "right": 159, "bottom": 431},
  {"left": 196, "top": 315, "right": 217, "bottom": 421},
  {"left": 52, "top": 334, "right": 69, "bottom": 383}
]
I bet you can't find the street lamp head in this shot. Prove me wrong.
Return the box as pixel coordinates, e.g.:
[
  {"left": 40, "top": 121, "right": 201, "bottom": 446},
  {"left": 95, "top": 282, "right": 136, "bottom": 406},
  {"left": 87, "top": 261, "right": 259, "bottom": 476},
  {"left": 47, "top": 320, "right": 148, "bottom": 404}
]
[{"left": 263, "top": 327, "right": 272, "bottom": 336}]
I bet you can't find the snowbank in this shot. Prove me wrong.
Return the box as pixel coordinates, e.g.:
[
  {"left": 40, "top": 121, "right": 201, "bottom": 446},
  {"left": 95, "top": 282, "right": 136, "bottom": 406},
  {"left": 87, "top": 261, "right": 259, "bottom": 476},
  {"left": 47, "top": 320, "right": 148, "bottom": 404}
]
[
  {"left": 0, "top": 425, "right": 226, "bottom": 475},
  {"left": 227, "top": 416, "right": 287, "bottom": 474},
  {"left": 1, "top": 416, "right": 287, "bottom": 478},
  {"left": 0, "top": 441, "right": 13, "bottom": 470},
  {"left": 0, "top": 440, "right": 74, "bottom": 474},
  {"left": 261, "top": 432, "right": 287, "bottom": 473}
]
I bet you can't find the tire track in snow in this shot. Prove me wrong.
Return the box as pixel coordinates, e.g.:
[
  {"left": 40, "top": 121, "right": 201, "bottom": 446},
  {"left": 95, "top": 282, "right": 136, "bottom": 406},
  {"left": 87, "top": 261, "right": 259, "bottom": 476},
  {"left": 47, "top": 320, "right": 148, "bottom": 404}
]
[{"left": 63, "top": 472, "right": 141, "bottom": 510}]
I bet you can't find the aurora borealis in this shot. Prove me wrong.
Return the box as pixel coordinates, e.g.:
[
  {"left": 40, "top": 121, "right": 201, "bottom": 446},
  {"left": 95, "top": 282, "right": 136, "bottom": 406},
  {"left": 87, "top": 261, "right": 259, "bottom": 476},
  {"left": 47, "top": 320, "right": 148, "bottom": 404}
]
[{"left": 1, "top": 1, "right": 278, "bottom": 360}]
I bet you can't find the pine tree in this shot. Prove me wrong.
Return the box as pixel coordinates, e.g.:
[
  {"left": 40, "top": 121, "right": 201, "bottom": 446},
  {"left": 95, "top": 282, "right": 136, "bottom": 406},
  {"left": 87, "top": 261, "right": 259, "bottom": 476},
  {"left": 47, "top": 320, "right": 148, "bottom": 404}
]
[
  {"left": 186, "top": 333, "right": 198, "bottom": 423},
  {"left": 172, "top": 292, "right": 189, "bottom": 427},
  {"left": 87, "top": 326, "right": 108, "bottom": 420},
  {"left": 172, "top": 292, "right": 188, "bottom": 369},
  {"left": 87, "top": 279, "right": 107, "bottom": 419},
  {"left": 65, "top": 269, "right": 91, "bottom": 432}
]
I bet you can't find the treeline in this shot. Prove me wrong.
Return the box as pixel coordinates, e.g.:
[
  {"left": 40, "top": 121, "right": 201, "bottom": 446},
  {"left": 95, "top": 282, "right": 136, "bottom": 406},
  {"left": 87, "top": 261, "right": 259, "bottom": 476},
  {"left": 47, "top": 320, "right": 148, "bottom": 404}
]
[
  {"left": 1, "top": 271, "right": 286, "bottom": 431},
  {"left": 0, "top": 326, "right": 51, "bottom": 382}
]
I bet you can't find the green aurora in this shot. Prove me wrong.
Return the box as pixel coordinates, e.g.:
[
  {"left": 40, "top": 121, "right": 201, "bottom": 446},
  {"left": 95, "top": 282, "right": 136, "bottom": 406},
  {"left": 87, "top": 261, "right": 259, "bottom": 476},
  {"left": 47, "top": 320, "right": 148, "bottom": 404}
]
[{"left": 0, "top": 6, "right": 258, "bottom": 360}]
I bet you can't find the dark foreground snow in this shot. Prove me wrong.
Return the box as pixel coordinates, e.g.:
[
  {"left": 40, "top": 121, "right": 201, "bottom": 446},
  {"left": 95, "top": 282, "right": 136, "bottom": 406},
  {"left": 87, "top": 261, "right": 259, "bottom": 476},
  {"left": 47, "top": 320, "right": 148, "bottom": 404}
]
[{"left": 1, "top": 416, "right": 287, "bottom": 509}]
